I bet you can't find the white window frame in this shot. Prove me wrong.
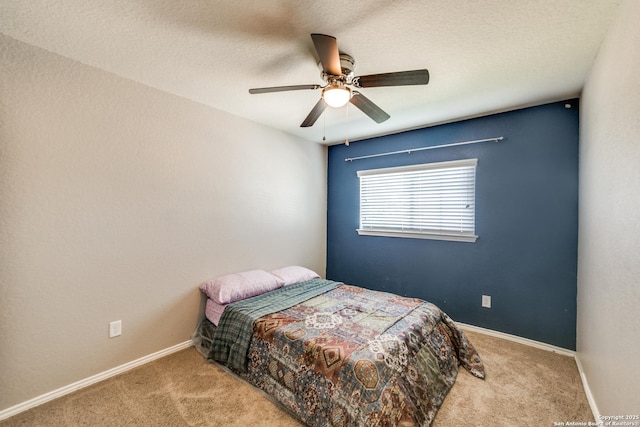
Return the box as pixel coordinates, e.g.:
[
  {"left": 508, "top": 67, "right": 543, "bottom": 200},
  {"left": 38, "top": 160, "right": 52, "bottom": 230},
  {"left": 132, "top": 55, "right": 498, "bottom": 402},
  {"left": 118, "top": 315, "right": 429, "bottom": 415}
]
[{"left": 357, "top": 158, "right": 478, "bottom": 242}]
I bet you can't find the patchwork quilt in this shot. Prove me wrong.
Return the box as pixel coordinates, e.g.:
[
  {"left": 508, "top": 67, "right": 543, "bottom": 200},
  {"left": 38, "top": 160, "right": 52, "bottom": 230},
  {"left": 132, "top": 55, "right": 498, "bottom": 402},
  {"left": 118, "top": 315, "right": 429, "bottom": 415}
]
[{"left": 207, "top": 279, "right": 485, "bottom": 426}]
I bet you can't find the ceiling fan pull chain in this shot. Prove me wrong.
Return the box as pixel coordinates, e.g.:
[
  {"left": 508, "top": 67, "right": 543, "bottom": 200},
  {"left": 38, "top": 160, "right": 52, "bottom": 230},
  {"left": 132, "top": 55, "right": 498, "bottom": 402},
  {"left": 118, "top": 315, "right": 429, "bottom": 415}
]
[
  {"left": 345, "top": 103, "right": 350, "bottom": 146},
  {"left": 322, "top": 111, "right": 326, "bottom": 142}
]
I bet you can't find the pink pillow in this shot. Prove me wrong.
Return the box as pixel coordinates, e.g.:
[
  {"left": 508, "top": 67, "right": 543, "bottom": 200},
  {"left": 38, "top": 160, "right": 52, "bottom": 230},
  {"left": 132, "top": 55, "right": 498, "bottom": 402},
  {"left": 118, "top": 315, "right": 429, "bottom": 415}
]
[
  {"left": 271, "top": 266, "right": 320, "bottom": 286},
  {"left": 199, "top": 270, "right": 284, "bottom": 304},
  {"left": 205, "top": 299, "right": 227, "bottom": 326}
]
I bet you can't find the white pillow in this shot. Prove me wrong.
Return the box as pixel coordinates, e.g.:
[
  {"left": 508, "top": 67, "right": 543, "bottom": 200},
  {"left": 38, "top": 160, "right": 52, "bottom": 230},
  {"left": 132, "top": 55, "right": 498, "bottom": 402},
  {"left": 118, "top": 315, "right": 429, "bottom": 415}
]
[
  {"left": 199, "top": 270, "right": 284, "bottom": 304},
  {"left": 271, "top": 266, "right": 320, "bottom": 286}
]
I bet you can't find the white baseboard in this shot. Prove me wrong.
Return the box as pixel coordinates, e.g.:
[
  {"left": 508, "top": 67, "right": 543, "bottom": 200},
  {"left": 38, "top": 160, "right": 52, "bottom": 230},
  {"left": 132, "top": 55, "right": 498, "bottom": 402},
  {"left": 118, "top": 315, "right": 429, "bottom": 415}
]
[
  {"left": 457, "top": 322, "right": 576, "bottom": 357},
  {"left": 574, "top": 353, "right": 601, "bottom": 422},
  {"left": 0, "top": 340, "right": 193, "bottom": 422},
  {"left": 458, "top": 323, "right": 600, "bottom": 421}
]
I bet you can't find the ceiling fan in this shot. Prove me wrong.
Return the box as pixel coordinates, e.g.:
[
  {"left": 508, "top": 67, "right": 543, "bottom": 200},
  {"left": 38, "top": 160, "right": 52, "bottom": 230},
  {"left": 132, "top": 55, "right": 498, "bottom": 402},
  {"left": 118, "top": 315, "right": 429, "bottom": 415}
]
[{"left": 249, "top": 34, "right": 430, "bottom": 128}]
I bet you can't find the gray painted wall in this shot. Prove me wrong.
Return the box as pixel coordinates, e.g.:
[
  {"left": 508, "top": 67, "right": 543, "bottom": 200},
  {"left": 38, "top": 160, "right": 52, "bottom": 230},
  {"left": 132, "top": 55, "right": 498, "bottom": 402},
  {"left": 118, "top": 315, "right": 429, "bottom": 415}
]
[
  {"left": 0, "top": 34, "right": 327, "bottom": 412},
  {"left": 578, "top": 0, "right": 640, "bottom": 415}
]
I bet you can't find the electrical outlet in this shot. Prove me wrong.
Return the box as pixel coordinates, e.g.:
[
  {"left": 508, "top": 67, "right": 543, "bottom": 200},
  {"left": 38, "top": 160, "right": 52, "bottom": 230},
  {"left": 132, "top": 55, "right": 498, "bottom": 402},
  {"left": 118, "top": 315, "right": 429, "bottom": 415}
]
[
  {"left": 109, "top": 320, "right": 122, "bottom": 338},
  {"left": 482, "top": 295, "right": 492, "bottom": 308}
]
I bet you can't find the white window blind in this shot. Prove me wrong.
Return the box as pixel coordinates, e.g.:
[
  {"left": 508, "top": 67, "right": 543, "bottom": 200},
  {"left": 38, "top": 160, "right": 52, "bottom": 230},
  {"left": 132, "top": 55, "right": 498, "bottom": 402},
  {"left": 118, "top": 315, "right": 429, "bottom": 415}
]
[{"left": 357, "top": 158, "right": 478, "bottom": 242}]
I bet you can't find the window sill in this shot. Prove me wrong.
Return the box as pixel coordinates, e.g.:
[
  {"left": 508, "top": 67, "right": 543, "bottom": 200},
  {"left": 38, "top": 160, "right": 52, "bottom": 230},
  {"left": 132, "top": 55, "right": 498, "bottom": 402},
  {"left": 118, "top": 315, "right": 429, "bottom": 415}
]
[{"left": 356, "top": 229, "right": 478, "bottom": 243}]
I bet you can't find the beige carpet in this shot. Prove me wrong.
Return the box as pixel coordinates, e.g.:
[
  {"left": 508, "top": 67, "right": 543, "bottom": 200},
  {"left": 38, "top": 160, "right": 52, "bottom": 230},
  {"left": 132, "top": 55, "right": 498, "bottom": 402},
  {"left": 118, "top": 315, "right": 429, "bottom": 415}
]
[{"left": 1, "top": 330, "right": 593, "bottom": 426}]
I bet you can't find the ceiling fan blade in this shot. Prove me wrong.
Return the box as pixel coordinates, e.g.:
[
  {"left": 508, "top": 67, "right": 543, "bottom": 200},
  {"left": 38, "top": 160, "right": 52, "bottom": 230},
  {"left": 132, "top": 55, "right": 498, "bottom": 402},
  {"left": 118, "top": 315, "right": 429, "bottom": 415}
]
[
  {"left": 300, "top": 98, "right": 328, "bottom": 127},
  {"left": 349, "top": 91, "right": 390, "bottom": 123},
  {"left": 353, "top": 69, "right": 429, "bottom": 88},
  {"left": 311, "top": 34, "right": 341, "bottom": 76},
  {"left": 249, "top": 84, "right": 321, "bottom": 94}
]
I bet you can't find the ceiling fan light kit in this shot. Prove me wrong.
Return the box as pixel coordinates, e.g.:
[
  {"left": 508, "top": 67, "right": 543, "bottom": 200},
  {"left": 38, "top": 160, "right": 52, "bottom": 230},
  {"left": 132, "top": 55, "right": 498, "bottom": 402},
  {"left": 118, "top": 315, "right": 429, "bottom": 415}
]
[
  {"left": 322, "top": 84, "right": 351, "bottom": 108},
  {"left": 249, "top": 33, "right": 429, "bottom": 128}
]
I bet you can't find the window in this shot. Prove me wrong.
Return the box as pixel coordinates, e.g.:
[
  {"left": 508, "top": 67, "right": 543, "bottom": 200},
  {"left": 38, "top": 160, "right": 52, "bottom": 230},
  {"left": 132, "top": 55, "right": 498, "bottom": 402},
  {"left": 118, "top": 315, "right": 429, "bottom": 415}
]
[{"left": 357, "top": 158, "right": 478, "bottom": 242}]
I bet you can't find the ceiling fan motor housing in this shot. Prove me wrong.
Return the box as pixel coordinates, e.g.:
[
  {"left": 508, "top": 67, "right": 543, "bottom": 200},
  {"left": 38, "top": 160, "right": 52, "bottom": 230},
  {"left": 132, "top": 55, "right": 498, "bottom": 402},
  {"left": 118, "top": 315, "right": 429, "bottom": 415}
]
[
  {"left": 319, "top": 53, "right": 355, "bottom": 81},
  {"left": 339, "top": 53, "right": 355, "bottom": 79}
]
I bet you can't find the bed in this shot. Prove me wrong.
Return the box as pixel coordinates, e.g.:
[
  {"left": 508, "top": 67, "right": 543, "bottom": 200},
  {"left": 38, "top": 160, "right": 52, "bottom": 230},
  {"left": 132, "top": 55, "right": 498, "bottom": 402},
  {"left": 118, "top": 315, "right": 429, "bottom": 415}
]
[{"left": 195, "top": 267, "right": 485, "bottom": 427}]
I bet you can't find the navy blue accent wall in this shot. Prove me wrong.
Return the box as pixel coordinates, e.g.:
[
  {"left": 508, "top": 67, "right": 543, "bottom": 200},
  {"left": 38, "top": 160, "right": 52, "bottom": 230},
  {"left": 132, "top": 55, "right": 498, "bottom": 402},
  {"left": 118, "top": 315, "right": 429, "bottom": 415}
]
[{"left": 327, "top": 100, "right": 579, "bottom": 349}]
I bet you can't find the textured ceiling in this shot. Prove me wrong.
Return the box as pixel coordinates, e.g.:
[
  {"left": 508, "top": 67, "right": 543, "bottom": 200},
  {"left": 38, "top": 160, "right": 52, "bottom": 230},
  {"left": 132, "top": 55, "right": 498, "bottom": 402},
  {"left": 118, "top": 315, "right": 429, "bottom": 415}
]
[{"left": 0, "top": 0, "right": 621, "bottom": 144}]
